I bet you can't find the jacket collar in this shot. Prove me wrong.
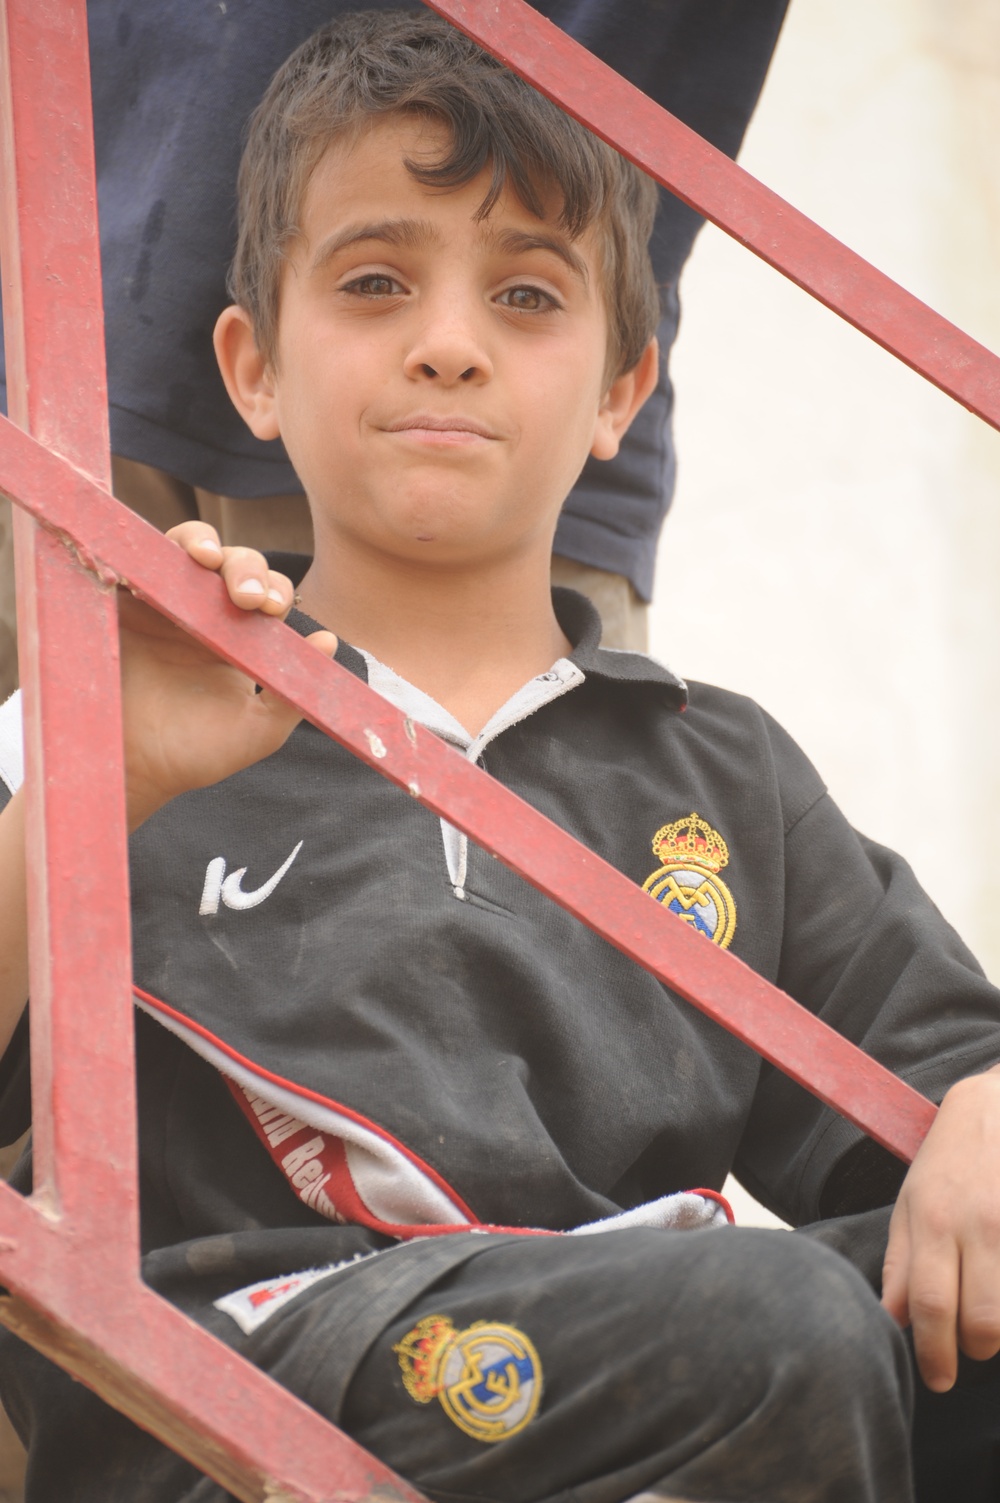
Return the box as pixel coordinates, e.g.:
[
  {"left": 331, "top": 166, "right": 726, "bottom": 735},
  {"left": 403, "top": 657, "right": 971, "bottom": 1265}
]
[
  {"left": 278, "top": 556, "right": 687, "bottom": 710},
  {"left": 554, "top": 587, "right": 687, "bottom": 708}
]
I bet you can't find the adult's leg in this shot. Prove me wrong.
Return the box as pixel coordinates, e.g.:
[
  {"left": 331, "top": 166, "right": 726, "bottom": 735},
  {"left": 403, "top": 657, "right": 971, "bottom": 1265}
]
[
  {"left": 111, "top": 455, "right": 201, "bottom": 534},
  {"left": 551, "top": 303, "right": 676, "bottom": 651},
  {"left": 195, "top": 493, "right": 650, "bottom": 649},
  {"left": 550, "top": 557, "right": 648, "bottom": 651},
  {"left": 193, "top": 489, "right": 314, "bottom": 556},
  {"left": 111, "top": 458, "right": 314, "bottom": 555}
]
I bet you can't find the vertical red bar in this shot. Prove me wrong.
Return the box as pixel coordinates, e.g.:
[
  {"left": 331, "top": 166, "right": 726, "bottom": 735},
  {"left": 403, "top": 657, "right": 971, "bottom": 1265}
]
[{"left": 0, "top": 0, "right": 137, "bottom": 1246}]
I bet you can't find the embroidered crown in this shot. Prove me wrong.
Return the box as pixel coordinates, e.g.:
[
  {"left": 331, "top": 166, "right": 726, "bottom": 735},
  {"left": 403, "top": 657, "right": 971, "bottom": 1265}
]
[
  {"left": 393, "top": 1315, "right": 454, "bottom": 1403},
  {"left": 651, "top": 812, "right": 729, "bottom": 874}
]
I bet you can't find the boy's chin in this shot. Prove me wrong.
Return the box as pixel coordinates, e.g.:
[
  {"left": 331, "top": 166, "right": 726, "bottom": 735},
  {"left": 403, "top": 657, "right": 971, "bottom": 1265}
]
[
  {"left": 368, "top": 507, "right": 547, "bottom": 562},
  {"left": 317, "top": 487, "right": 559, "bottom": 566},
  {"left": 387, "top": 533, "right": 522, "bottom": 567},
  {"left": 363, "top": 521, "right": 544, "bottom": 572}
]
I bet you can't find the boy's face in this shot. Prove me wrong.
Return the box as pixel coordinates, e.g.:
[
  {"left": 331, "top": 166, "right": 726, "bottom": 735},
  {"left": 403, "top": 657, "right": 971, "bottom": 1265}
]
[{"left": 219, "top": 115, "right": 654, "bottom": 570}]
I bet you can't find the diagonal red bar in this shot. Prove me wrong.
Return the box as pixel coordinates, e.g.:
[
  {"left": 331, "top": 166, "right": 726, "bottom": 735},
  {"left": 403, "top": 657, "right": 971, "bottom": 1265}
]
[
  {"left": 423, "top": 0, "right": 1000, "bottom": 433},
  {"left": 0, "top": 426, "right": 938, "bottom": 1166}
]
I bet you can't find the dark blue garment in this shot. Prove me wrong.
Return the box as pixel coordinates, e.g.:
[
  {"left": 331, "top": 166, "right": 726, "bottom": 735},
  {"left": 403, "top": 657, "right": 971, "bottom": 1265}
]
[{"left": 0, "top": 0, "right": 788, "bottom": 598}]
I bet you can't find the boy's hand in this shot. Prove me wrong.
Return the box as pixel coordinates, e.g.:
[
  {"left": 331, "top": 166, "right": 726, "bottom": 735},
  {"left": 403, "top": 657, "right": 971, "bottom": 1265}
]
[
  {"left": 120, "top": 523, "right": 335, "bottom": 828},
  {"left": 882, "top": 1065, "right": 1000, "bottom": 1391}
]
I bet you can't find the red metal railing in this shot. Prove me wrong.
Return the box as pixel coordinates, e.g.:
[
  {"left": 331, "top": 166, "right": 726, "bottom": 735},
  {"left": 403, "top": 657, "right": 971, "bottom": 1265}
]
[{"left": 0, "top": 0, "right": 996, "bottom": 1497}]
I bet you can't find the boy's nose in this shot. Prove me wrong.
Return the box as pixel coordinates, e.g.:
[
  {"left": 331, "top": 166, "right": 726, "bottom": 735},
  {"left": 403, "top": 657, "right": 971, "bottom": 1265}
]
[{"left": 403, "top": 305, "right": 494, "bottom": 386}]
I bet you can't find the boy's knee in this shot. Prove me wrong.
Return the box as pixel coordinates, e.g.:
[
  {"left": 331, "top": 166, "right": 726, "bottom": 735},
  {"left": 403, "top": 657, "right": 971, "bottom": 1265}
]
[
  {"left": 645, "top": 1228, "right": 913, "bottom": 1496},
  {"left": 701, "top": 1226, "right": 913, "bottom": 1455},
  {"left": 705, "top": 1227, "right": 904, "bottom": 1366},
  {"left": 605, "top": 1225, "right": 909, "bottom": 1410}
]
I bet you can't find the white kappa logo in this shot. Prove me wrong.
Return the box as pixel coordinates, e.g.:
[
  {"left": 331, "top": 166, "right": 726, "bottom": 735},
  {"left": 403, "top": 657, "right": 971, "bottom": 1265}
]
[{"left": 199, "top": 841, "right": 303, "bottom": 915}]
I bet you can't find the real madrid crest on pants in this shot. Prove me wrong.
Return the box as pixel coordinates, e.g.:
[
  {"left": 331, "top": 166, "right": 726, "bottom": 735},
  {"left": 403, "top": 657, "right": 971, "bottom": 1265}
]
[
  {"left": 643, "top": 812, "right": 737, "bottom": 948},
  {"left": 394, "top": 1315, "right": 543, "bottom": 1443}
]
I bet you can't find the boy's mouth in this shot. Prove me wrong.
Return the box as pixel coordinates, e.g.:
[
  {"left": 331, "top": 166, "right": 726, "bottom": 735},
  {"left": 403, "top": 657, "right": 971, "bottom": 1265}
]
[{"left": 384, "top": 414, "right": 497, "bottom": 445}]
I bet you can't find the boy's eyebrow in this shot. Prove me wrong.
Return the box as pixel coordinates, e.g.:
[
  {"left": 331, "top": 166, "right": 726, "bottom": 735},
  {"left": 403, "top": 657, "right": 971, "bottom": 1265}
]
[
  {"left": 308, "top": 217, "right": 438, "bottom": 273},
  {"left": 307, "top": 218, "right": 588, "bottom": 285},
  {"left": 484, "top": 228, "right": 590, "bottom": 286}
]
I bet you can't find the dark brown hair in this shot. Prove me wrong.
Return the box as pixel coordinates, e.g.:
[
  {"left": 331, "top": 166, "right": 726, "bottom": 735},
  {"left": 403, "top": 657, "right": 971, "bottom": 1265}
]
[{"left": 230, "top": 9, "right": 660, "bottom": 381}]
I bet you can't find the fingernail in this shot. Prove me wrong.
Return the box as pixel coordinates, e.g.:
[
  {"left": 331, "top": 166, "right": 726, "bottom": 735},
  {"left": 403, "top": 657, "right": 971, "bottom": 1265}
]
[
  {"left": 199, "top": 538, "right": 223, "bottom": 556},
  {"left": 238, "top": 578, "right": 265, "bottom": 596},
  {"left": 266, "top": 588, "right": 285, "bottom": 605}
]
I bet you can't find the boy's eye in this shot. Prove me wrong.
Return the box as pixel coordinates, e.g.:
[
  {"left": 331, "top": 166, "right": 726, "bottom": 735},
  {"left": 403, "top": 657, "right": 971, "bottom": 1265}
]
[
  {"left": 498, "top": 285, "right": 558, "bottom": 312},
  {"left": 342, "top": 274, "right": 402, "bottom": 298}
]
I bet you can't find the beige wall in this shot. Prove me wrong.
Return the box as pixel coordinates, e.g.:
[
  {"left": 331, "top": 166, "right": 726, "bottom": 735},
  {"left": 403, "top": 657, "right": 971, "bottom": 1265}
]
[{"left": 646, "top": 0, "right": 1000, "bottom": 1228}]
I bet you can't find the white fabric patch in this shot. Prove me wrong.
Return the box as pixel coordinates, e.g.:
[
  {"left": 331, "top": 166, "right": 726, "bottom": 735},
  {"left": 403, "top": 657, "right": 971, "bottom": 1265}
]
[
  {"left": 136, "top": 998, "right": 470, "bottom": 1228},
  {"left": 362, "top": 655, "right": 470, "bottom": 745},
  {"left": 0, "top": 691, "right": 24, "bottom": 797},
  {"left": 570, "top": 1190, "right": 731, "bottom": 1235},
  {"left": 360, "top": 651, "right": 585, "bottom": 896},
  {"left": 214, "top": 1251, "right": 382, "bottom": 1335},
  {"left": 621, "top": 1494, "right": 683, "bottom": 1503}
]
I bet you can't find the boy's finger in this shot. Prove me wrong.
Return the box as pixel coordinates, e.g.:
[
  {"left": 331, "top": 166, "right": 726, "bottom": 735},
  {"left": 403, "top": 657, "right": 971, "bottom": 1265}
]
[
  {"left": 957, "top": 1245, "right": 1000, "bottom": 1362},
  {"left": 261, "top": 569, "right": 297, "bottom": 617},
  {"left": 219, "top": 545, "right": 275, "bottom": 609},
  {"left": 165, "top": 521, "right": 225, "bottom": 567},
  {"left": 906, "top": 1244, "right": 960, "bottom": 1392},
  {"left": 880, "top": 1215, "right": 911, "bottom": 1328}
]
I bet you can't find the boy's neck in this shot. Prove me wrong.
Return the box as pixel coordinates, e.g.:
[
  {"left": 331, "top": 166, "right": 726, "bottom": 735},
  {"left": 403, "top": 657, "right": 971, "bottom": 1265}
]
[{"left": 295, "top": 543, "right": 573, "bottom": 738}]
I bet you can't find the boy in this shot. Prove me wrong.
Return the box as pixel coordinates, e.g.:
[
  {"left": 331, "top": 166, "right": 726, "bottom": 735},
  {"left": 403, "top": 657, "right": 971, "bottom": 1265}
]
[{"left": 0, "top": 10, "right": 998, "bottom": 1499}]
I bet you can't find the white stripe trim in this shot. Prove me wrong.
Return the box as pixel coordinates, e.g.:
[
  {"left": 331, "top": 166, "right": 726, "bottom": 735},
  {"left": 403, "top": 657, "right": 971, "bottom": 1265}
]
[
  {"left": 214, "top": 1250, "right": 388, "bottom": 1334},
  {"left": 136, "top": 995, "right": 469, "bottom": 1228},
  {"left": 570, "top": 1191, "right": 731, "bottom": 1235},
  {"left": 360, "top": 651, "right": 585, "bottom": 896}
]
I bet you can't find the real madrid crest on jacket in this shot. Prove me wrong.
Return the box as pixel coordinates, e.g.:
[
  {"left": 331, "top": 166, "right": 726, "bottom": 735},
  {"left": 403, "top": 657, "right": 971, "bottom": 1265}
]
[{"left": 643, "top": 812, "right": 737, "bottom": 948}]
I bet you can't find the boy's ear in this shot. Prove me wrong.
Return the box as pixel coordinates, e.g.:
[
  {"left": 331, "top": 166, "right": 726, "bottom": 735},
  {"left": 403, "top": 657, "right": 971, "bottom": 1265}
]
[
  {"left": 213, "top": 305, "right": 281, "bottom": 441},
  {"left": 590, "top": 339, "right": 660, "bottom": 462}
]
